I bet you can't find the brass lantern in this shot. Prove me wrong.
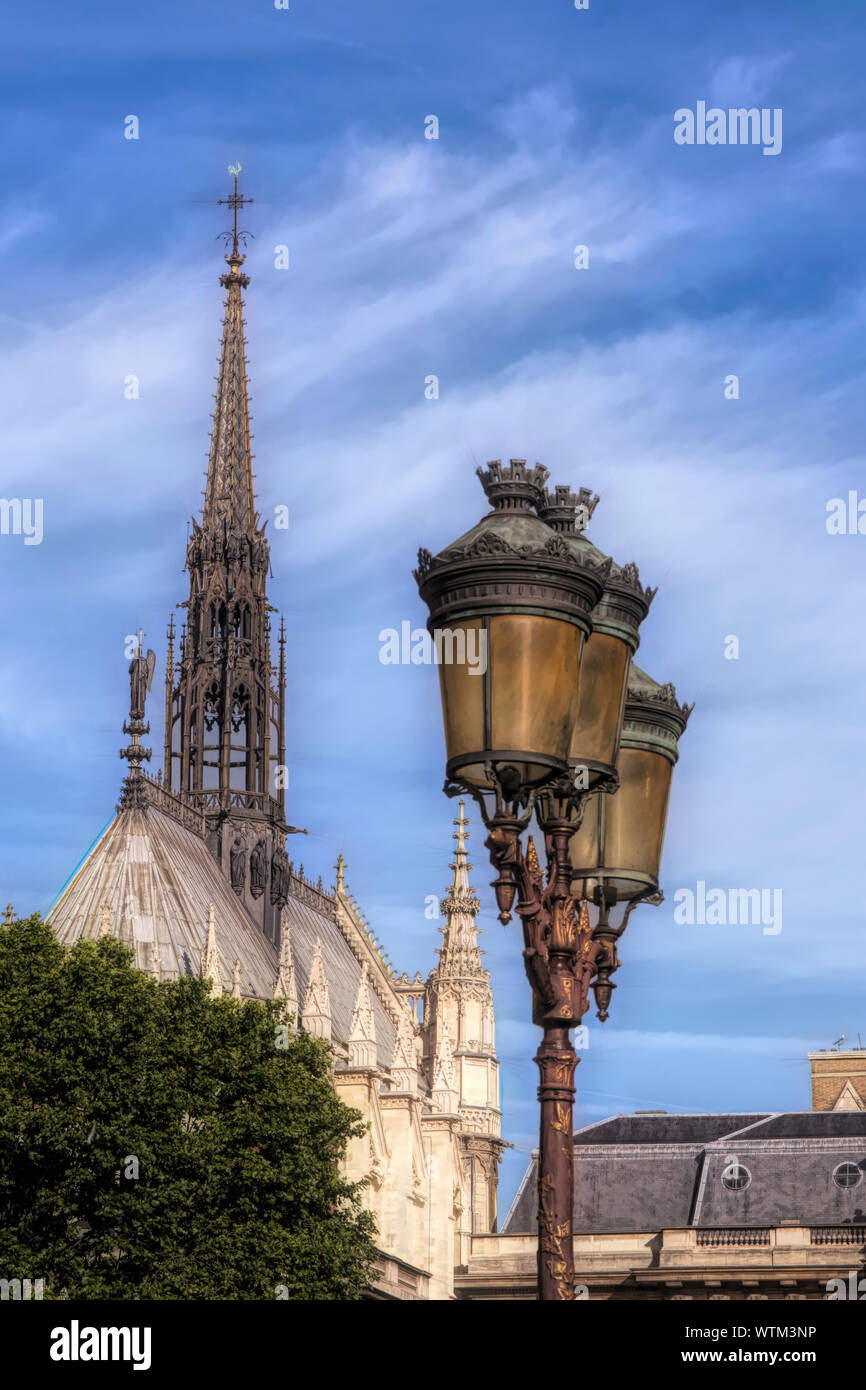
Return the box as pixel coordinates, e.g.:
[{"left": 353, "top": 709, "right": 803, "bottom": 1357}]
[
  {"left": 568, "top": 664, "right": 692, "bottom": 1017},
  {"left": 413, "top": 460, "right": 608, "bottom": 797},
  {"left": 537, "top": 486, "right": 656, "bottom": 793}
]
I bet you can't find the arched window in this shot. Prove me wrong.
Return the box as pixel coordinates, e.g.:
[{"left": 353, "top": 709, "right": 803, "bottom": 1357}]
[
  {"left": 201, "top": 682, "right": 222, "bottom": 790},
  {"left": 229, "top": 686, "right": 250, "bottom": 790}
]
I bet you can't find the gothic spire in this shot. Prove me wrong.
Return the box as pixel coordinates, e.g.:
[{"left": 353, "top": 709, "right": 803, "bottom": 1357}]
[
  {"left": 348, "top": 963, "right": 377, "bottom": 1069},
  {"left": 166, "top": 164, "right": 292, "bottom": 904},
  {"left": 302, "top": 938, "right": 332, "bottom": 1040},
  {"left": 273, "top": 922, "right": 299, "bottom": 1026},
  {"left": 202, "top": 163, "right": 256, "bottom": 540},
  {"left": 201, "top": 902, "right": 222, "bottom": 997},
  {"left": 437, "top": 799, "right": 483, "bottom": 979}
]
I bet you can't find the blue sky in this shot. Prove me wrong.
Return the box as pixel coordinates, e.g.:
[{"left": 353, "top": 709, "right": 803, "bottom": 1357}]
[{"left": 3, "top": 0, "right": 866, "bottom": 1210}]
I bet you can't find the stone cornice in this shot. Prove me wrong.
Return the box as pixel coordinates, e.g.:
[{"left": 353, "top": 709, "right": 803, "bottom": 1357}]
[
  {"left": 574, "top": 1137, "right": 866, "bottom": 1158},
  {"left": 334, "top": 1064, "right": 382, "bottom": 1083},
  {"left": 421, "top": 1113, "right": 462, "bottom": 1133},
  {"left": 379, "top": 1091, "right": 423, "bottom": 1113}
]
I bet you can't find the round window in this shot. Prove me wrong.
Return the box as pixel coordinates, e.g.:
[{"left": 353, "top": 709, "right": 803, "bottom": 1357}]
[
  {"left": 721, "top": 1162, "right": 751, "bottom": 1191},
  {"left": 833, "top": 1162, "right": 862, "bottom": 1190}
]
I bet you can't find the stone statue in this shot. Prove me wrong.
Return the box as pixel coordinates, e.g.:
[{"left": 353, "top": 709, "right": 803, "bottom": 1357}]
[
  {"left": 129, "top": 647, "right": 156, "bottom": 722},
  {"left": 270, "top": 844, "right": 290, "bottom": 908},
  {"left": 230, "top": 836, "right": 247, "bottom": 896},
  {"left": 249, "top": 837, "right": 268, "bottom": 899}
]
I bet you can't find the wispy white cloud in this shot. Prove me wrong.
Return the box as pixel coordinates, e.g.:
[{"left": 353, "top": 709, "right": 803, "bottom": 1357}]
[{"left": 708, "top": 53, "right": 791, "bottom": 107}]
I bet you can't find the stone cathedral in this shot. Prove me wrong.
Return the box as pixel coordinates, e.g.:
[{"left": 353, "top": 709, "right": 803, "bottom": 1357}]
[{"left": 47, "top": 179, "right": 503, "bottom": 1301}]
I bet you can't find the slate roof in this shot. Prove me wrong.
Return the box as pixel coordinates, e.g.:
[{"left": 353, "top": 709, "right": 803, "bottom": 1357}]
[
  {"left": 48, "top": 797, "right": 397, "bottom": 1069},
  {"left": 49, "top": 800, "right": 280, "bottom": 998},
  {"left": 569, "top": 1113, "right": 766, "bottom": 1146},
  {"left": 283, "top": 892, "right": 395, "bottom": 1069},
  {"left": 503, "top": 1111, "right": 866, "bottom": 1234}
]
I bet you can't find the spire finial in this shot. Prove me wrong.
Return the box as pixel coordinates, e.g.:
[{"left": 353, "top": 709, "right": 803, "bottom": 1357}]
[
  {"left": 202, "top": 902, "right": 222, "bottom": 996},
  {"left": 447, "top": 798, "right": 473, "bottom": 894},
  {"left": 3, "top": 903, "right": 14, "bottom": 927},
  {"left": 301, "top": 938, "right": 332, "bottom": 1040},
  {"left": 335, "top": 852, "right": 345, "bottom": 894},
  {"left": 453, "top": 797, "right": 470, "bottom": 859},
  {"left": 120, "top": 632, "right": 155, "bottom": 778},
  {"left": 163, "top": 613, "right": 175, "bottom": 788},
  {"left": 348, "top": 963, "right": 377, "bottom": 1068},
  {"left": 273, "top": 923, "right": 299, "bottom": 1026},
  {"left": 438, "top": 803, "right": 482, "bottom": 977},
  {"left": 218, "top": 162, "right": 254, "bottom": 273}
]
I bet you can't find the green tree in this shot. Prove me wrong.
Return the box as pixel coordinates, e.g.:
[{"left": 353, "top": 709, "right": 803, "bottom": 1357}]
[{"left": 0, "top": 915, "right": 377, "bottom": 1299}]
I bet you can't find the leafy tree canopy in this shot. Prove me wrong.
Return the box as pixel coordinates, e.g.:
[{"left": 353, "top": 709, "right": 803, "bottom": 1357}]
[{"left": 0, "top": 915, "right": 377, "bottom": 1299}]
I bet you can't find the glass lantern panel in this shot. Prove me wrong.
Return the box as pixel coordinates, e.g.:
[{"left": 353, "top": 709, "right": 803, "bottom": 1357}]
[
  {"left": 488, "top": 613, "right": 582, "bottom": 776},
  {"left": 438, "top": 618, "right": 486, "bottom": 771},
  {"left": 604, "top": 747, "right": 673, "bottom": 892},
  {"left": 570, "top": 631, "right": 629, "bottom": 771}
]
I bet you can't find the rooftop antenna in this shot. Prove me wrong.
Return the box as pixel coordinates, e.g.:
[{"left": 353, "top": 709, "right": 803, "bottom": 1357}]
[{"left": 832, "top": 1034, "right": 846, "bottom": 1051}]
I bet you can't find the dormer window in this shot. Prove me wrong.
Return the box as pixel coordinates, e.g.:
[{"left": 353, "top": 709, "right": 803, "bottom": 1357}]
[{"left": 722, "top": 1163, "right": 751, "bottom": 1191}]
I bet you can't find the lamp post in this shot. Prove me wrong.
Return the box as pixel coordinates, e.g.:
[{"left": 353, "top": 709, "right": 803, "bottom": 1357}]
[{"left": 414, "top": 459, "right": 690, "bottom": 1300}]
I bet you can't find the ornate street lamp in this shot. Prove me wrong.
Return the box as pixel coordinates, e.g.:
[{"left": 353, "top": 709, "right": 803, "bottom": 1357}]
[
  {"left": 414, "top": 459, "right": 607, "bottom": 931},
  {"left": 414, "top": 459, "right": 687, "bottom": 1300}
]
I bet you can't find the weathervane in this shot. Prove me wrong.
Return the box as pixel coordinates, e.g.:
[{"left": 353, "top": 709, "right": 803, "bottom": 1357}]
[{"left": 217, "top": 162, "right": 254, "bottom": 259}]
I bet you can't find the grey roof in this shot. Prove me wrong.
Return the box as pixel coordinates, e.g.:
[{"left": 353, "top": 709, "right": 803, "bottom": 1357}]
[
  {"left": 48, "top": 799, "right": 398, "bottom": 1068},
  {"left": 49, "top": 801, "right": 281, "bottom": 998},
  {"left": 282, "top": 893, "right": 395, "bottom": 1069},
  {"left": 570, "top": 1113, "right": 767, "bottom": 1146},
  {"left": 503, "top": 1111, "right": 866, "bottom": 1235},
  {"left": 742, "top": 1112, "right": 866, "bottom": 1140}
]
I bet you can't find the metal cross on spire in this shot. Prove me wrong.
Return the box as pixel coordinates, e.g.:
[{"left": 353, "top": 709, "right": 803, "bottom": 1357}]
[{"left": 217, "top": 162, "right": 254, "bottom": 259}]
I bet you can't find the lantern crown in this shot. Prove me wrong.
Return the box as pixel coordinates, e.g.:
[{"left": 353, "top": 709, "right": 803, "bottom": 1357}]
[
  {"left": 476, "top": 458, "right": 550, "bottom": 513},
  {"left": 535, "top": 480, "right": 655, "bottom": 653},
  {"left": 538, "top": 484, "right": 600, "bottom": 533}
]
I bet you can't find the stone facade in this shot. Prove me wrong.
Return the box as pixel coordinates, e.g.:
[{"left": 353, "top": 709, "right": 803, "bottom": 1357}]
[
  {"left": 334, "top": 801, "right": 505, "bottom": 1297},
  {"left": 457, "top": 1226, "right": 866, "bottom": 1300},
  {"left": 421, "top": 802, "right": 505, "bottom": 1238}
]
